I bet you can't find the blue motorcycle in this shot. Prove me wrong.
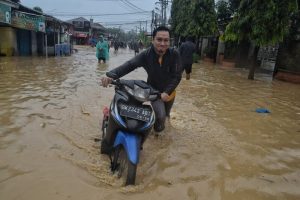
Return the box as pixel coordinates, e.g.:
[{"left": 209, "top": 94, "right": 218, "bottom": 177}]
[{"left": 101, "top": 72, "right": 159, "bottom": 185}]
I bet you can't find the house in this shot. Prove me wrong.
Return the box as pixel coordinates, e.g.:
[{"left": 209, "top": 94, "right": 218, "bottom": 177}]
[
  {"left": 67, "top": 17, "right": 90, "bottom": 45},
  {"left": 44, "top": 14, "right": 74, "bottom": 56},
  {"left": 0, "top": 0, "right": 74, "bottom": 56},
  {"left": 67, "top": 17, "right": 106, "bottom": 45},
  {"left": 91, "top": 21, "right": 105, "bottom": 39}
]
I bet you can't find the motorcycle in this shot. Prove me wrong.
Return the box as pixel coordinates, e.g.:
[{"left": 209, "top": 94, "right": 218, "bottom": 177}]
[{"left": 100, "top": 72, "right": 160, "bottom": 185}]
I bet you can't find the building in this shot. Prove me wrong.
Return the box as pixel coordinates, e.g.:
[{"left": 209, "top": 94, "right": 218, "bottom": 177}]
[
  {"left": 0, "top": 0, "right": 74, "bottom": 57},
  {"left": 67, "top": 17, "right": 106, "bottom": 45},
  {"left": 0, "top": 0, "right": 19, "bottom": 56}
]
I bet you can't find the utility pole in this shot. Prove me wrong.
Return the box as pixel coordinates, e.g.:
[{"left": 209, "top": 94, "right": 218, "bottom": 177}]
[
  {"left": 163, "top": 0, "right": 168, "bottom": 25},
  {"left": 160, "top": 0, "right": 164, "bottom": 25},
  {"left": 155, "top": 0, "right": 169, "bottom": 26},
  {"left": 139, "top": 21, "right": 142, "bottom": 34},
  {"left": 151, "top": 10, "right": 154, "bottom": 33}
]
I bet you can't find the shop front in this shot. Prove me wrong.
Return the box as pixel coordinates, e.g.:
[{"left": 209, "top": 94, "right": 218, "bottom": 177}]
[
  {"left": 0, "top": 1, "right": 17, "bottom": 56},
  {"left": 11, "top": 10, "right": 45, "bottom": 56}
]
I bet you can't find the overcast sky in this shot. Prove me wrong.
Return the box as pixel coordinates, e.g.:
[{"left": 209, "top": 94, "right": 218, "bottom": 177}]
[{"left": 21, "top": 0, "right": 172, "bottom": 32}]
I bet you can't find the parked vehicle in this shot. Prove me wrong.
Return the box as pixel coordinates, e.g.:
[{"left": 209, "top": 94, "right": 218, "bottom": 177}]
[{"left": 100, "top": 72, "right": 160, "bottom": 185}]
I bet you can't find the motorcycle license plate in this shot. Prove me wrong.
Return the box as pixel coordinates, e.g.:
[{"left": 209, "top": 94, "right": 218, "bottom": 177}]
[{"left": 119, "top": 104, "right": 152, "bottom": 122}]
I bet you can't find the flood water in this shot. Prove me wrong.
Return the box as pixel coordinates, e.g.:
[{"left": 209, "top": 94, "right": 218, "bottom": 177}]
[{"left": 0, "top": 46, "right": 299, "bottom": 200}]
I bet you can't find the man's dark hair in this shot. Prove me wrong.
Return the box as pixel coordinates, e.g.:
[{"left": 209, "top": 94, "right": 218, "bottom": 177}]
[{"left": 152, "top": 26, "right": 170, "bottom": 39}]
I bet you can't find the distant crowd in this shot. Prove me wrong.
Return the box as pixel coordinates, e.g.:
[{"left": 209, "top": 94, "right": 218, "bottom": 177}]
[{"left": 89, "top": 37, "right": 144, "bottom": 54}]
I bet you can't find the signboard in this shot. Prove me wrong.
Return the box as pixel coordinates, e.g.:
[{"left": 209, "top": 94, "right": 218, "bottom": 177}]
[
  {"left": 74, "top": 31, "right": 88, "bottom": 38},
  {"left": 11, "top": 10, "right": 45, "bottom": 32},
  {"left": 0, "top": 3, "right": 11, "bottom": 24}
]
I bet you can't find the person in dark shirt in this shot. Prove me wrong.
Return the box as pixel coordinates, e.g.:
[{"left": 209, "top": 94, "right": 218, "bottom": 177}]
[
  {"left": 179, "top": 36, "right": 196, "bottom": 80},
  {"left": 101, "top": 26, "right": 182, "bottom": 134},
  {"left": 133, "top": 40, "right": 140, "bottom": 55},
  {"left": 113, "top": 40, "right": 119, "bottom": 53}
]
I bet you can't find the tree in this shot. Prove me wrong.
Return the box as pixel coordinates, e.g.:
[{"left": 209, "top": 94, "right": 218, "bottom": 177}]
[
  {"left": 228, "top": 0, "right": 240, "bottom": 13},
  {"left": 288, "top": 0, "right": 300, "bottom": 41},
  {"left": 192, "top": 0, "right": 217, "bottom": 37},
  {"left": 171, "top": 0, "right": 217, "bottom": 38},
  {"left": 216, "top": 0, "right": 232, "bottom": 23},
  {"left": 224, "top": 0, "right": 298, "bottom": 79},
  {"left": 216, "top": 0, "right": 234, "bottom": 35},
  {"left": 170, "top": 0, "right": 191, "bottom": 37}
]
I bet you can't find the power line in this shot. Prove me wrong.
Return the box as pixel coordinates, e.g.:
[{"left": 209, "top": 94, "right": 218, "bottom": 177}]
[
  {"left": 120, "top": 0, "right": 146, "bottom": 12},
  {"left": 46, "top": 11, "right": 151, "bottom": 17},
  {"left": 99, "top": 19, "right": 151, "bottom": 32},
  {"left": 117, "top": 0, "right": 137, "bottom": 12},
  {"left": 120, "top": 0, "right": 140, "bottom": 12},
  {"left": 100, "top": 20, "right": 151, "bottom": 26}
]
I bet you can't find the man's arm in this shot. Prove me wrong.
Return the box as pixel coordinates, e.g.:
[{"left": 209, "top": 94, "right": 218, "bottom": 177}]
[
  {"left": 101, "top": 52, "right": 145, "bottom": 87},
  {"left": 109, "top": 51, "right": 144, "bottom": 78},
  {"left": 164, "top": 50, "right": 182, "bottom": 94}
]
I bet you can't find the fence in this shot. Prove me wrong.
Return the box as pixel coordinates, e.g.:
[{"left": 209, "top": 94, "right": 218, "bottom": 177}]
[{"left": 257, "top": 45, "right": 279, "bottom": 71}]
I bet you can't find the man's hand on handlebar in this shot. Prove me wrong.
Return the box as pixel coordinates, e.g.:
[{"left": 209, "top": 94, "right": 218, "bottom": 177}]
[{"left": 101, "top": 77, "right": 113, "bottom": 87}]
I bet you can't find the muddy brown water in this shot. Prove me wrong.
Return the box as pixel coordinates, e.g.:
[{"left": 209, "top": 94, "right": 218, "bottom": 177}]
[{"left": 0, "top": 46, "right": 299, "bottom": 200}]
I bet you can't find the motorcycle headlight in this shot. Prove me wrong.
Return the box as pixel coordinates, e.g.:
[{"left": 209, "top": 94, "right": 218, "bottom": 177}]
[
  {"left": 124, "top": 84, "right": 150, "bottom": 102},
  {"left": 133, "top": 84, "right": 150, "bottom": 101},
  {"left": 124, "top": 85, "right": 134, "bottom": 96}
]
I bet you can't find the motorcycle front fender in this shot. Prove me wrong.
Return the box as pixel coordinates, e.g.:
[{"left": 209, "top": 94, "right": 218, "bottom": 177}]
[{"left": 113, "top": 130, "right": 141, "bottom": 165}]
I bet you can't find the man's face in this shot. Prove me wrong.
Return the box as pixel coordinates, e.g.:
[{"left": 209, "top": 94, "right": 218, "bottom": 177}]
[{"left": 152, "top": 31, "right": 170, "bottom": 56}]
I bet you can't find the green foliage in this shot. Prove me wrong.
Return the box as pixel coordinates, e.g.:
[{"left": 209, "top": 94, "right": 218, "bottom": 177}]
[
  {"left": 217, "top": 0, "right": 234, "bottom": 33},
  {"left": 171, "top": 0, "right": 190, "bottom": 35},
  {"left": 137, "top": 31, "right": 151, "bottom": 47},
  {"left": 216, "top": 0, "right": 232, "bottom": 21},
  {"left": 288, "top": 1, "right": 300, "bottom": 41},
  {"left": 228, "top": 0, "right": 240, "bottom": 13},
  {"left": 224, "top": 0, "right": 299, "bottom": 46},
  {"left": 106, "top": 28, "right": 151, "bottom": 46},
  {"left": 106, "top": 28, "right": 129, "bottom": 42},
  {"left": 126, "top": 30, "right": 138, "bottom": 41},
  {"left": 171, "top": 0, "right": 217, "bottom": 38}
]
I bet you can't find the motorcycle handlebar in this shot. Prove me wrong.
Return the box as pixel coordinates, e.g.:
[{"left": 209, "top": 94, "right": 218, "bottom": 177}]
[
  {"left": 110, "top": 79, "right": 120, "bottom": 86},
  {"left": 101, "top": 78, "right": 161, "bottom": 100}
]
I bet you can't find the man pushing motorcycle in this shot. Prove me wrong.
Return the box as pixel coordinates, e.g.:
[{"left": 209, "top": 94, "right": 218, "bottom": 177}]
[{"left": 101, "top": 26, "right": 182, "bottom": 134}]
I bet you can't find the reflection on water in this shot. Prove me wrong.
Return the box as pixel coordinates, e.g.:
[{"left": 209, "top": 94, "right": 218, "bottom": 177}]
[{"left": 0, "top": 46, "right": 299, "bottom": 200}]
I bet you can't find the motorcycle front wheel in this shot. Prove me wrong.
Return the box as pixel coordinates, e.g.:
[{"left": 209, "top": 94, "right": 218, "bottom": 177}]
[{"left": 112, "top": 145, "right": 138, "bottom": 185}]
